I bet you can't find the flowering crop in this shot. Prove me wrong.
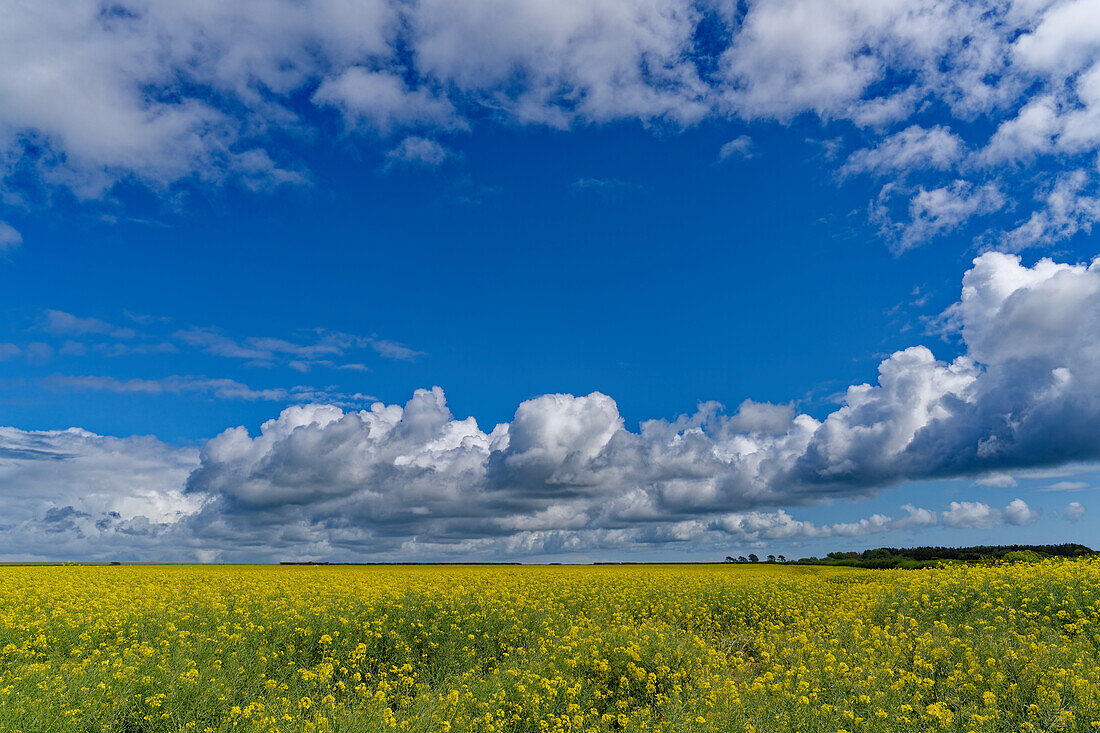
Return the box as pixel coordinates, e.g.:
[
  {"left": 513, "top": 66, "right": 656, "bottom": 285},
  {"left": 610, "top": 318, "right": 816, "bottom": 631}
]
[{"left": 1, "top": 559, "right": 1098, "bottom": 731}]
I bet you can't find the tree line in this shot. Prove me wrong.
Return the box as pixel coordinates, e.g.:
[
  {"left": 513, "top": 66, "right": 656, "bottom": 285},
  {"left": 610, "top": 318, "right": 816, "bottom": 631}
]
[{"left": 787, "top": 543, "right": 1094, "bottom": 569}]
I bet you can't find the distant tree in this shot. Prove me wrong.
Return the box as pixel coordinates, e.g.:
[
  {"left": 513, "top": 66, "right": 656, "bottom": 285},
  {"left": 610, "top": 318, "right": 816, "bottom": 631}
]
[
  {"left": 748, "top": 553, "right": 759, "bottom": 563},
  {"left": 725, "top": 556, "right": 735, "bottom": 563},
  {"left": 766, "top": 554, "right": 776, "bottom": 563},
  {"left": 777, "top": 555, "right": 786, "bottom": 563},
  {"left": 738, "top": 556, "right": 747, "bottom": 563}
]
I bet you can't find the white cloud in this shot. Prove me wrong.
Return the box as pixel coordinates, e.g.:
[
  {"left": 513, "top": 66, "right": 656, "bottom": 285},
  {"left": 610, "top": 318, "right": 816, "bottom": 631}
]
[
  {"left": 975, "top": 472, "right": 1016, "bottom": 488},
  {"left": 408, "top": 0, "right": 709, "bottom": 126},
  {"left": 42, "top": 309, "right": 135, "bottom": 339},
  {"left": 312, "top": 69, "right": 460, "bottom": 134},
  {"left": 1064, "top": 501, "right": 1086, "bottom": 522},
  {"left": 366, "top": 337, "right": 424, "bottom": 361},
  {"left": 1012, "top": 0, "right": 1100, "bottom": 75},
  {"left": 874, "top": 180, "right": 1006, "bottom": 251},
  {"left": 894, "top": 503, "right": 939, "bottom": 529},
  {"left": 842, "top": 125, "right": 965, "bottom": 176},
  {"left": 0, "top": 407, "right": 955, "bottom": 559},
  {"left": 982, "top": 96, "right": 1062, "bottom": 164},
  {"left": 0, "top": 1, "right": 397, "bottom": 196},
  {"left": 45, "top": 374, "right": 290, "bottom": 401},
  {"left": 1004, "top": 497, "right": 1041, "bottom": 525},
  {"left": 717, "top": 0, "right": 1013, "bottom": 122},
  {"left": 718, "top": 135, "right": 754, "bottom": 161},
  {"left": 0, "top": 220, "right": 22, "bottom": 250},
  {"left": 714, "top": 503, "right": 936, "bottom": 541},
  {"left": 170, "top": 252, "right": 1100, "bottom": 553},
  {"left": 941, "top": 498, "right": 1039, "bottom": 528},
  {"left": 715, "top": 509, "right": 830, "bottom": 540},
  {"left": 941, "top": 500, "right": 1002, "bottom": 528},
  {"left": 0, "top": 0, "right": 1099, "bottom": 254},
  {"left": 43, "top": 374, "right": 375, "bottom": 407},
  {"left": 382, "top": 137, "right": 452, "bottom": 168},
  {"left": 1000, "top": 170, "right": 1100, "bottom": 251},
  {"left": 7, "top": 259, "right": 1096, "bottom": 561},
  {"left": 174, "top": 328, "right": 284, "bottom": 362},
  {"left": 0, "top": 425, "right": 201, "bottom": 561},
  {"left": 1035, "top": 480, "right": 1089, "bottom": 492},
  {"left": 174, "top": 327, "right": 418, "bottom": 367}
]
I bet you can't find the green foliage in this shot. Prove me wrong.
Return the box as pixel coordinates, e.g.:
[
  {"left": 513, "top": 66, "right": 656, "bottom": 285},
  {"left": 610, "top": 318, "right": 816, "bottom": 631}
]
[
  {"left": 795, "top": 544, "right": 1095, "bottom": 570},
  {"left": 1002, "top": 550, "right": 1044, "bottom": 563}
]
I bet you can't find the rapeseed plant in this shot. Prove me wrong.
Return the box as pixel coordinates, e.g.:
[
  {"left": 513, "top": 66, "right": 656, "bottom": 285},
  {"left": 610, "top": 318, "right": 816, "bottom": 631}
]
[{"left": 0, "top": 560, "right": 1097, "bottom": 731}]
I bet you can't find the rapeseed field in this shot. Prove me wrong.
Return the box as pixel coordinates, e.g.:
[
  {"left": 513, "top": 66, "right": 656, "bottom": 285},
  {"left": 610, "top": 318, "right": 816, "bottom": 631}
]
[{"left": 0, "top": 559, "right": 1097, "bottom": 732}]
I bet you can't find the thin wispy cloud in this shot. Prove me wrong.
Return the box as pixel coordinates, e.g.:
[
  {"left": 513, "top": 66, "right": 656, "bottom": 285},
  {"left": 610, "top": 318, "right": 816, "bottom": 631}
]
[
  {"left": 718, "top": 135, "right": 754, "bottom": 161},
  {"left": 173, "top": 327, "right": 422, "bottom": 367},
  {"left": 42, "top": 310, "right": 135, "bottom": 340},
  {"left": 44, "top": 375, "right": 291, "bottom": 402},
  {"left": 43, "top": 374, "right": 376, "bottom": 407},
  {"left": 1034, "top": 481, "right": 1093, "bottom": 493}
]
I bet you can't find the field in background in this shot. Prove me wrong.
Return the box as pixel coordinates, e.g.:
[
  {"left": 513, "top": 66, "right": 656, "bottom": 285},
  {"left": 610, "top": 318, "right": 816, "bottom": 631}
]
[{"left": 1, "top": 561, "right": 1098, "bottom": 732}]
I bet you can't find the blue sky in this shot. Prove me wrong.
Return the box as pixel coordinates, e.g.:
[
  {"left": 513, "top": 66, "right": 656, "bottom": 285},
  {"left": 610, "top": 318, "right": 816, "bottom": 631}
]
[{"left": 0, "top": 0, "right": 1098, "bottom": 561}]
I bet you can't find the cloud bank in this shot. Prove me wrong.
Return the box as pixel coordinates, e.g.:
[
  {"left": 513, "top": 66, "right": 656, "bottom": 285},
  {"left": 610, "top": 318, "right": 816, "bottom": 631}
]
[
  {"left": 2, "top": 0, "right": 1100, "bottom": 250},
  {"left": 0, "top": 252, "right": 1094, "bottom": 560}
]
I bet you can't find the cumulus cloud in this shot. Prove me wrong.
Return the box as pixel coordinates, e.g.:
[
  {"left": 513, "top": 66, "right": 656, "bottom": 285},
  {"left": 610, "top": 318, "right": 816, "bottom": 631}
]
[
  {"left": 1064, "top": 501, "right": 1086, "bottom": 522},
  {"left": 7, "top": 230, "right": 1100, "bottom": 560},
  {"left": 0, "top": 425, "right": 201, "bottom": 561},
  {"left": 1003, "top": 498, "right": 1041, "bottom": 526},
  {"left": 941, "top": 499, "right": 1040, "bottom": 528},
  {"left": 0, "top": 416, "right": 960, "bottom": 561},
  {"left": 714, "top": 503, "right": 936, "bottom": 541},
  {"left": 941, "top": 501, "right": 1002, "bottom": 528},
  {"left": 171, "top": 253, "right": 1100, "bottom": 554}
]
